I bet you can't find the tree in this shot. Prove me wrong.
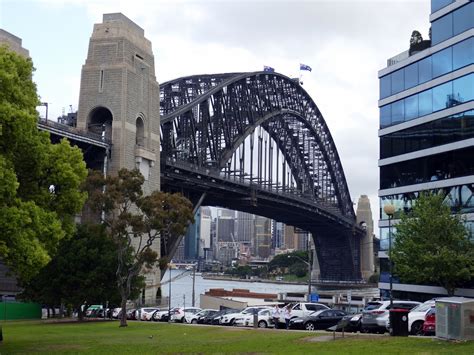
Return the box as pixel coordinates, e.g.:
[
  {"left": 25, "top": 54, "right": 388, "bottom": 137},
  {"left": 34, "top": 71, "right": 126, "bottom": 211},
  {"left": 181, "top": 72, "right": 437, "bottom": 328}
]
[
  {"left": 86, "top": 168, "right": 194, "bottom": 327},
  {"left": 391, "top": 193, "right": 474, "bottom": 296},
  {"left": 21, "top": 224, "right": 144, "bottom": 320},
  {"left": 268, "top": 250, "right": 308, "bottom": 273},
  {"left": 0, "top": 46, "right": 87, "bottom": 283}
]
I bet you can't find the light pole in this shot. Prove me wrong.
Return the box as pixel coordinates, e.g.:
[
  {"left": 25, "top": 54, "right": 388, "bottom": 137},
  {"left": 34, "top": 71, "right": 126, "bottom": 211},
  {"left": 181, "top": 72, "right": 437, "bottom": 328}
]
[
  {"left": 168, "top": 263, "right": 172, "bottom": 322},
  {"left": 383, "top": 204, "right": 395, "bottom": 308},
  {"left": 288, "top": 254, "right": 312, "bottom": 302},
  {"left": 191, "top": 264, "right": 196, "bottom": 307}
]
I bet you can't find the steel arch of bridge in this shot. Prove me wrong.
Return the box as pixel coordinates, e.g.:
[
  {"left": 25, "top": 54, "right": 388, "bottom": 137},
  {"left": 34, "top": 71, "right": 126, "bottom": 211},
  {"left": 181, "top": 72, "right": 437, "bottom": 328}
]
[{"left": 160, "top": 71, "right": 362, "bottom": 281}]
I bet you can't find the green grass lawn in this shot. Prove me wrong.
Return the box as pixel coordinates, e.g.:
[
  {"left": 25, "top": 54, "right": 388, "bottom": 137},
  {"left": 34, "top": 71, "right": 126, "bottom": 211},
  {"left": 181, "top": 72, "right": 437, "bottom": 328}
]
[{"left": 0, "top": 320, "right": 473, "bottom": 354}]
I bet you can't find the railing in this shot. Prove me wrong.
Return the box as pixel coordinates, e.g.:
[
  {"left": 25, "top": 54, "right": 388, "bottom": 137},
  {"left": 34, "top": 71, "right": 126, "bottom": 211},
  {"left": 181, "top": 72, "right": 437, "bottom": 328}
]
[
  {"left": 164, "top": 158, "right": 359, "bottom": 227},
  {"left": 38, "top": 118, "right": 112, "bottom": 145},
  {"left": 386, "top": 50, "right": 409, "bottom": 67}
]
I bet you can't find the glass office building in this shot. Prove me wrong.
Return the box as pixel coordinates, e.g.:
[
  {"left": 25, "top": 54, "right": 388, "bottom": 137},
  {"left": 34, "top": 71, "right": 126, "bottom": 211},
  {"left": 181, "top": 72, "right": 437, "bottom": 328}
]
[{"left": 378, "top": 0, "right": 474, "bottom": 300}]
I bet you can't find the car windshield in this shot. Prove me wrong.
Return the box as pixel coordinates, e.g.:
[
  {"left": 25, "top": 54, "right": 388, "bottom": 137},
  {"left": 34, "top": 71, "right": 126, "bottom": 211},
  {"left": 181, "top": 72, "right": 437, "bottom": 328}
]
[
  {"left": 364, "top": 302, "right": 383, "bottom": 311},
  {"left": 410, "top": 302, "right": 433, "bottom": 313}
]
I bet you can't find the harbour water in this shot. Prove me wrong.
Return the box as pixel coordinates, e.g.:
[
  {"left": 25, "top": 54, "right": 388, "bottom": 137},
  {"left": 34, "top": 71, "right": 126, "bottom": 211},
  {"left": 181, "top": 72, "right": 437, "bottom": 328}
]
[
  {"left": 162, "top": 269, "right": 307, "bottom": 308},
  {"left": 161, "top": 269, "right": 379, "bottom": 308}
]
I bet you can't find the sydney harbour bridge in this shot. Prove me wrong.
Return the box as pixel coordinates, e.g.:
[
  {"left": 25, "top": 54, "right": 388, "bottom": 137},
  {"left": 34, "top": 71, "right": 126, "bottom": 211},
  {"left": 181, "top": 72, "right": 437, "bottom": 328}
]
[{"left": 37, "top": 13, "right": 365, "bottom": 300}]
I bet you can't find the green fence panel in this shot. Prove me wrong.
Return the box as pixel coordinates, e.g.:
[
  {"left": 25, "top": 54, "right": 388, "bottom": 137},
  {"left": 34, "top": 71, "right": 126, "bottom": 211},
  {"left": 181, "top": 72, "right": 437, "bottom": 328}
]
[{"left": 0, "top": 302, "right": 41, "bottom": 320}]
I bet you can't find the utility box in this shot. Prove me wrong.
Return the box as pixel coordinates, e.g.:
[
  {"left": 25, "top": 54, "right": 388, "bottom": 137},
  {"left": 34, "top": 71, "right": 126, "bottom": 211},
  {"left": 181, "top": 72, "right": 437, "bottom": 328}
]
[{"left": 436, "top": 297, "right": 474, "bottom": 341}]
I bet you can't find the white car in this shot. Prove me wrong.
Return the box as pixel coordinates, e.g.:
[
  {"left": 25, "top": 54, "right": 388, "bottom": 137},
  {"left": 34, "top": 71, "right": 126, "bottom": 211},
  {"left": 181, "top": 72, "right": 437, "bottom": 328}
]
[
  {"left": 234, "top": 308, "right": 274, "bottom": 328},
  {"left": 407, "top": 300, "right": 435, "bottom": 335},
  {"left": 221, "top": 306, "right": 270, "bottom": 326},
  {"left": 185, "top": 309, "right": 219, "bottom": 324},
  {"left": 112, "top": 308, "right": 122, "bottom": 319},
  {"left": 138, "top": 307, "right": 160, "bottom": 321},
  {"left": 170, "top": 307, "right": 202, "bottom": 322}
]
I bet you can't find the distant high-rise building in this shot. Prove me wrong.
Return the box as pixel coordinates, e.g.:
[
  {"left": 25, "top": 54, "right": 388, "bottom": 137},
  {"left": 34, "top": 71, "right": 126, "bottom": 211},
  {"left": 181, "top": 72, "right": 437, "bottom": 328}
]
[
  {"left": 217, "top": 209, "right": 235, "bottom": 243},
  {"left": 283, "top": 225, "right": 296, "bottom": 250},
  {"left": 272, "top": 221, "right": 284, "bottom": 249},
  {"left": 199, "top": 207, "right": 212, "bottom": 259},
  {"left": 254, "top": 216, "right": 272, "bottom": 258},
  {"left": 236, "top": 211, "right": 254, "bottom": 243},
  {"left": 184, "top": 209, "right": 200, "bottom": 260}
]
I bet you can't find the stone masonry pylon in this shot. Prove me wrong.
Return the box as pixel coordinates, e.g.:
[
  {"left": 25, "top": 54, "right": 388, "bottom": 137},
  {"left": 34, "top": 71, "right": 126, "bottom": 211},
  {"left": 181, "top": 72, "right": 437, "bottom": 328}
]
[
  {"left": 356, "top": 195, "right": 375, "bottom": 280},
  {"left": 77, "top": 13, "right": 161, "bottom": 304}
]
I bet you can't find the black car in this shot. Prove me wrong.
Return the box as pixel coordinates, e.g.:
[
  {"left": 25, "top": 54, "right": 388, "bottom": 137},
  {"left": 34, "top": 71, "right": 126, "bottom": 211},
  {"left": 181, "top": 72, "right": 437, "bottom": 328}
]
[
  {"left": 289, "top": 309, "right": 348, "bottom": 331},
  {"left": 327, "top": 313, "right": 362, "bottom": 333},
  {"left": 194, "top": 310, "right": 219, "bottom": 324}
]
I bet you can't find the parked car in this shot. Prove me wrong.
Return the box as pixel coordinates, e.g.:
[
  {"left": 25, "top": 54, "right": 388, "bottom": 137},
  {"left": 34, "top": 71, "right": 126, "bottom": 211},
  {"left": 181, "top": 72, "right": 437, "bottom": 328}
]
[
  {"left": 170, "top": 307, "right": 202, "bottom": 323},
  {"left": 112, "top": 308, "right": 122, "bottom": 319},
  {"left": 138, "top": 307, "right": 160, "bottom": 321},
  {"left": 85, "top": 305, "right": 103, "bottom": 318},
  {"left": 331, "top": 313, "right": 362, "bottom": 333},
  {"left": 361, "top": 300, "right": 421, "bottom": 334},
  {"left": 407, "top": 300, "right": 435, "bottom": 335},
  {"left": 422, "top": 306, "right": 436, "bottom": 335},
  {"left": 152, "top": 308, "right": 178, "bottom": 322},
  {"left": 234, "top": 308, "right": 274, "bottom": 328},
  {"left": 220, "top": 307, "right": 269, "bottom": 326},
  {"left": 290, "top": 309, "right": 348, "bottom": 331},
  {"left": 126, "top": 308, "right": 138, "bottom": 320},
  {"left": 207, "top": 309, "right": 240, "bottom": 325},
  {"left": 288, "top": 302, "right": 329, "bottom": 320},
  {"left": 185, "top": 309, "right": 219, "bottom": 324}
]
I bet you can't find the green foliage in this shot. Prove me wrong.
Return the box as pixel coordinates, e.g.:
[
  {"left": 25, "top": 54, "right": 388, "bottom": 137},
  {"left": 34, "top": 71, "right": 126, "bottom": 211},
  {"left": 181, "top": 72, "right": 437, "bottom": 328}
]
[
  {"left": 368, "top": 273, "right": 380, "bottom": 284},
  {"left": 21, "top": 224, "right": 144, "bottom": 316},
  {"left": 268, "top": 250, "right": 309, "bottom": 272},
  {"left": 392, "top": 192, "right": 474, "bottom": 295},
  {"left": 86, "top": 168, "right": 194, "bottom": 326},
  {"left": 0, "top": 46, "right": 87, "bottom": 283}
]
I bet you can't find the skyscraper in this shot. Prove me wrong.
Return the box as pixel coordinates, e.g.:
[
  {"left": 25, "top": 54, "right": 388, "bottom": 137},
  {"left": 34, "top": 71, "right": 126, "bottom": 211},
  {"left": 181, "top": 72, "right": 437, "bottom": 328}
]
[
  {"left": 378, "top": 0, "right": 474, "bottom": 299},
  {"left": 235, "top": 211, "right": 254, "bottom": 244}
]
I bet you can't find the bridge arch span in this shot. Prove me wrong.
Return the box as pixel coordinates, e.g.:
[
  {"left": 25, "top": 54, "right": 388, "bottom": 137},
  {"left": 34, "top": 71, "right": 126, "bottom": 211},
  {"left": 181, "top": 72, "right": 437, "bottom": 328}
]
[{"left": 160, "top": 71, "right": 363, "bottom": 281}]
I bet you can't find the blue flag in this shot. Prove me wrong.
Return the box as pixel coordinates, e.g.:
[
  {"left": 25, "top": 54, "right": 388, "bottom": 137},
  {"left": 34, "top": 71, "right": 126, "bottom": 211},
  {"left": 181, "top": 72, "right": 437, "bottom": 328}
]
[
  {"left": 300, "top": 63, "right": 312, "bottom": 72},
  {"left": 264, "top": 66, "right": 275, "bottom": 72}
]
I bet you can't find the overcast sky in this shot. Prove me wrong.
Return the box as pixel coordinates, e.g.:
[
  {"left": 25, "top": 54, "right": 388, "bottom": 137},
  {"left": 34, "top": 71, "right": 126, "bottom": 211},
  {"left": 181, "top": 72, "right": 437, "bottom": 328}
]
[{"left": 0, "top": 0, "right": 432, "bottom": 234}]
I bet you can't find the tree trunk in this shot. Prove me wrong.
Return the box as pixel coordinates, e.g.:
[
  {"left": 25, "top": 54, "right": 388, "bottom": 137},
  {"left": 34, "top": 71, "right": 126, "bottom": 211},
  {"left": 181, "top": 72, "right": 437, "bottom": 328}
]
[
  {"left": 78, "top": 305, "right": 84, "bottom": 322},
  {"left": 119, "top": 298, "right": 128, "bottom": 327}
]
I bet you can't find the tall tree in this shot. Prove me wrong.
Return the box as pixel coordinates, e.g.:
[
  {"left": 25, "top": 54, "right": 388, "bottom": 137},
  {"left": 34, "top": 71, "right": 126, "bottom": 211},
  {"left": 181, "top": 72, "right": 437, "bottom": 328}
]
[
  {"left": 86, "top": 168, "right": 194, "bottom": 327},
  {"left": 21, "top": 224, "right": 143, "bottom": 320},
  {"left": 0, "top": 46, "right": 87, "bottom": 283},
  {"left": 391, "top": 193, "right": 474, "bottom": 296}
]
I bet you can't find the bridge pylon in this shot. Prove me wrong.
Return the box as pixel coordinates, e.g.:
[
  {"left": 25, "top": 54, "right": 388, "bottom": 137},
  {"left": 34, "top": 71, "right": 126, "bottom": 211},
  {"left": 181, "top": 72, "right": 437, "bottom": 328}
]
[{"left": 77, "top": 13, "right": 161, "bottom": 304}]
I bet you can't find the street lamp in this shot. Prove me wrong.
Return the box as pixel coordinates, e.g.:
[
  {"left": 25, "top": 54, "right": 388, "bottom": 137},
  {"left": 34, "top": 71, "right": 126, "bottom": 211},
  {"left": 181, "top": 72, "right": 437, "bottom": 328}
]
[
  {"left": 383, "top": 204, "right": 395, "bottom": 308},
  {"left": 168, "top": 263, "right": 172, "bottom": 322},
  {"left": 288, "top": 254, "right": 312, "bottom": 302}
]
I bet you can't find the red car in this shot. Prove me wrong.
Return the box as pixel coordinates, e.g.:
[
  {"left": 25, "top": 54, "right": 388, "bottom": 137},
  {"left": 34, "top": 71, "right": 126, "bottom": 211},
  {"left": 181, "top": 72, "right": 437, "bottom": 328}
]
[{"left": 422, "top": 307, "right": 436, "bottom": 335}]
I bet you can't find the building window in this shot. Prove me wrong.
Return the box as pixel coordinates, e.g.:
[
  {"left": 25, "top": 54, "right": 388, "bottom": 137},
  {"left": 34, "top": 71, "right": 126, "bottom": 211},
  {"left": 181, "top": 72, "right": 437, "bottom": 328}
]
[
  {"left": 380, "top": 73, "right": 474, "bottom": 128},
  {"left": 380, "top": 146, "right": 474, "bottom": 189},
  {"left": 380, "top": 37, "right": 473, "bottom": 99}
]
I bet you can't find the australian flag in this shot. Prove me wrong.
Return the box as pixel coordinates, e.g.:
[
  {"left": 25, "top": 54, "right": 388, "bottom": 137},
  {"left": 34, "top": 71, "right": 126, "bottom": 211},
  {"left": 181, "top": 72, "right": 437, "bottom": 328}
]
[
  {"left": 300, "top": 63, "right": 312, "bottom": 72},
  {"left": 264, "top": 66, "right": 275, "bottom": 72}
]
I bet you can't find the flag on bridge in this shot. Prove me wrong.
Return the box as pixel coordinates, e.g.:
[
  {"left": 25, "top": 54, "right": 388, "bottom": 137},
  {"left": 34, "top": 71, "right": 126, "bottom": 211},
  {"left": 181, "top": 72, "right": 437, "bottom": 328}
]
[
  {"left": 264, "top": 66, "right": 275, "bottom": 72},
  {"left": 300, "top": 63, "right": 312, "bottom": 72}
]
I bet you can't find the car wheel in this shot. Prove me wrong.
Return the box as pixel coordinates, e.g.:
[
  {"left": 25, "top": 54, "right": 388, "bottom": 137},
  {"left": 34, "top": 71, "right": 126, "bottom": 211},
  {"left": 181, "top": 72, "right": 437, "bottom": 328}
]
[
  {"left": 411, "top": 321, "right": 424, "bottom": 335},
  {"left": 229, "top": 319, "right": 235, "bottom": 326},
  {"left": 191, "top": 319, "right": 198, "bottom": 324},
  {"left": 181, "top": 317, "right": 186, "bottom": 323},
  {"left": 305, "top": 322, "right": 315, "bottom": 331},
  {"left": 258, "top": 320, "right": 267, "bottom": 328}
]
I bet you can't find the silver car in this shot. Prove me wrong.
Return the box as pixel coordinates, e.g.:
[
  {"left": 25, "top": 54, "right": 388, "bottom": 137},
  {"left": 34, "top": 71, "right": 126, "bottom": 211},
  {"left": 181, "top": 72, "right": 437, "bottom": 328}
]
[{"left": 361, "top": 300, "right": 421, "bottom": 333}]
